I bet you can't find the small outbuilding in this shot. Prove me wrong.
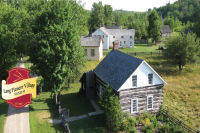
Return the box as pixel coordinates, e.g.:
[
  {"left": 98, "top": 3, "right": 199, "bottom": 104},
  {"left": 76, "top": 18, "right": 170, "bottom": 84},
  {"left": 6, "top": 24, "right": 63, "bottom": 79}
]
[{"left": 161, "top": 25, "right": 172, "bottom": 37}]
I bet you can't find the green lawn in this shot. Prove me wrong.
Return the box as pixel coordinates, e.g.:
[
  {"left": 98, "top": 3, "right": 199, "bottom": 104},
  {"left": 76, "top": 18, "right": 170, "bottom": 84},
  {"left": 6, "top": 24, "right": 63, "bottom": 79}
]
[
  {"left": 0, "top": 96, "right": 8, "bottom": 133},
  {"left": 29, "top": 80, "right": 96, "bottom": 133},
  {"left": 103, "top": 43, "right": 165, "bottom": 55},
  {"left": 68, "top": 114, "right": 106, "bottom": 133}
]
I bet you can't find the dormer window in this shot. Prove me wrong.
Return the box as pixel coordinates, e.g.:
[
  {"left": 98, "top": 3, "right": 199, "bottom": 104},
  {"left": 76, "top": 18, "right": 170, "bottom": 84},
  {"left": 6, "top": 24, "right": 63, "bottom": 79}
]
[
  {"left": 132, "top": 75, "right": 137, "bottom": 87},
  {"left": 121, "top": 36, "right": 124, "bottom": 38}
]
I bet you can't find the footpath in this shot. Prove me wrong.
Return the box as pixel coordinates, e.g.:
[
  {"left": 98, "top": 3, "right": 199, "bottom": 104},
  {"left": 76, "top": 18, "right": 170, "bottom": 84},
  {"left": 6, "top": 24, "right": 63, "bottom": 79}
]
[{"left": 3, "top": 59, "right": 38, "bottom": 133}]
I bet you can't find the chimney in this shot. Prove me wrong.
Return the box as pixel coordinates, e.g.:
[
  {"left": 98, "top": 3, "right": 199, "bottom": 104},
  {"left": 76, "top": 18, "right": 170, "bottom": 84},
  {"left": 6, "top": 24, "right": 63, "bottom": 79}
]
[
  {"left": 91, "top": 33, "right": 93, "bottom": 37},
  {"left": 98, "top": 25, "right": 100, "bottom": 29},
  {"left": 113, "top": 41, "right": 119, "bottom": 52},
  {"left": 131, "top": 26, "right": 133, "bottom": 29},
  {"left": 102, "top": 23, "right": 104, "bottom": 27}
]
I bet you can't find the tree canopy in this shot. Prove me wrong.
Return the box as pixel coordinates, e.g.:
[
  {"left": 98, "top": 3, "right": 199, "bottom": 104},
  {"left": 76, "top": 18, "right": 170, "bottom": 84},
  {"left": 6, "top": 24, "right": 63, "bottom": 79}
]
[
  {"left": 165, "top": 32, "right": 200, "bottom": 70},
  {"left": 27, "top": 0, "right": 86, "bottom": 94}
]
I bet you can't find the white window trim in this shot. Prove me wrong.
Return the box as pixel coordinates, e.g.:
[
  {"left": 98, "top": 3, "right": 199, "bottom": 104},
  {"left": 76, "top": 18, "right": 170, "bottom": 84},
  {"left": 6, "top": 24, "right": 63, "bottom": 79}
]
[
  {"left": 147, "top": 96, "right": 153, "bottom": 110},
  {"left": 131, "top": 99, "right": 138, "bottom": 113},
  {"left": 148, "top": 73, "right": 153, "bottom": 85}
]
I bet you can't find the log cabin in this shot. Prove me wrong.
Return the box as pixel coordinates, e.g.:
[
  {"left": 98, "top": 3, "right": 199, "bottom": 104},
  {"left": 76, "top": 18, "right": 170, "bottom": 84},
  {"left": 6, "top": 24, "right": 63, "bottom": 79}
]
[{"left": 80, "top": 41, "right": 167, "bottom": 115}]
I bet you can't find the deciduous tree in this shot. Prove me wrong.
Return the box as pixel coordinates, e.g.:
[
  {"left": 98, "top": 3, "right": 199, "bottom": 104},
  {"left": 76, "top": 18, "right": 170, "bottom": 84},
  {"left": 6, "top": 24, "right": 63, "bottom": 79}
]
[
  {"left": 27, "top": 0, "right": 86, "bottom": 96},
  {"left": 165, "top": 32, "right": 200, "bottom": 70},
  {"left": 148, "top": 10, "right": 161, "bottom": 44}
]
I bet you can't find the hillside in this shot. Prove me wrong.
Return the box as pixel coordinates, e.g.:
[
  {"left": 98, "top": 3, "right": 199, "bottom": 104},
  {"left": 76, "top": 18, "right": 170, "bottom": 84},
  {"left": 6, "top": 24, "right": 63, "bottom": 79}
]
[{"left": 156, "top": 0, "right": 200, "bottom": 23}]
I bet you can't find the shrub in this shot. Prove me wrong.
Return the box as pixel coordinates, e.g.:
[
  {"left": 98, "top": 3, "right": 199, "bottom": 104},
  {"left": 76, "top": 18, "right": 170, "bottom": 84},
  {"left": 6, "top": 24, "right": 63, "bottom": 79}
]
[
  {"left": 127, "top": 127, "right": 137, "bottom": 133},
  {"left": 159, "top": 123, "right": 170, "bottom": 133},
  {"left": 143, "top": 123, "right": 154, "bottom": 133},
  {"left": 122, "top": 47, "right": 126, "bottom": 49},
  {"left": 170, "top": 124, "right": 185, "bottom": 133},
  {"left": 150, "top": 115, "right": 159, "bottom": 128},
  {"left": 156, "top": 105, "right": 164, "bottom": 121},
  {"left": 100, "top": 85, "right": 124, "bottom": 132}
]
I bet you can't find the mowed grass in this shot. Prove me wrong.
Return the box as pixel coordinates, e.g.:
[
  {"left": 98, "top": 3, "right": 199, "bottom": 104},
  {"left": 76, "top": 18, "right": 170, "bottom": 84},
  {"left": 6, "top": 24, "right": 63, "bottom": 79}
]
[
  {"left": 0, "top": 95, "right": 8, "bottom": 133},
  {"left": 68, "top": 114, "right": 106, "bottom": 133},
  {"left": 29, "top": 75, "right": 96, "bottom": 133},
  {"left": 103, "top": 43, "right": 165, "bottom": 54}
]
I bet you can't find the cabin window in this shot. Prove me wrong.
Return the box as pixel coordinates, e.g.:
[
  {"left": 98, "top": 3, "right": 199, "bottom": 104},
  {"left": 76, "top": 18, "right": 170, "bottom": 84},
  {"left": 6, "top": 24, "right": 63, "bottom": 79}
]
[
  {"left": 120, "top": 41, "right": 122, "bottom": 46},
  {"left": 148, "top": 74, "right": 153, "bottom": 85},
  {"left": 124, "top": 41, "right": 126, "bottom": 44},
  {"left": 84, "top": 49, "right": 87, "bottom": 56},
  {"left": 132, "top": 75, "right": 137, "bottom": 87},
  {"left": 167, "top": 33, "right": 169, "bottom": 36},
  {"left": 113, "top": 36, "right": 115, "bottom": 38},
  {"left": 91, "top": 49, "right": 95, "bottom": 56},
  {"left": 131, "top": 99, "right": 138, "bottom": 113},
  {"left": 164, "top": 33, "right": 166, "bottom": 36},
  {"left": 147, "top": 96, "right": 153, "bottom": 110},
  {"left": 130, "top": 41, "right": 132, "bottom": 46},
  {"left": 121, "top": 36, "right": 124, "bottom": 38},
  {"left": 130, "top": 36, "right": 132, "bottom": 39}
]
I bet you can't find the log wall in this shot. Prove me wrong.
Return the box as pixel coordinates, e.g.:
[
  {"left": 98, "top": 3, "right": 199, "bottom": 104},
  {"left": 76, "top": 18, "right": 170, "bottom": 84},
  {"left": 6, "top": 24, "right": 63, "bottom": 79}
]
[{"left": 119, "top": 84, "right": 164, "bottom": 116}]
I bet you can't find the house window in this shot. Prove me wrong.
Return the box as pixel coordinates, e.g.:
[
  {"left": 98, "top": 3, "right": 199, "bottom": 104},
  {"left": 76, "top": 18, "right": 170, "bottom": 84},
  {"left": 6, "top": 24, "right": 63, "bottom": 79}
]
[
  {"left": 113, "top": 36, "right": 115, "bottom": 38},
  {"left": 167, "top": 33, "right": 169, "bottom": 36},
  {"left": 121, "top": 36, "right": 124, "bottom": 38},
  {"left": 131, "top": 99, "right": 138, "bottom": 113},
  {"left": 120, "top": 41, "right": 122, "bottom": 46},
  {"left": 164, "top": 33, "right": 166, "bottom": 36},
  {"left": 102, "top": 35, "right": 104, "bottom": 38},
  {"left": 91, "top": 49, "right": 95, "bottom": 56},
  {"left": 130, "top": 36, "right": 132, "bottom": 39},
  {"left": 84, "top": 49, "right": 87, "bottom": 56},
  {"left": 147, "top": 96, "right": 153, "bottom": 110},
  {"left": 148, "top": 74, "right": 153, "bottom": 85},
  {"left": 124, "top": 41, "right": 126, "bottom": 44},
  {"left": 132, "top": 75, "right": 137, "bottom": 87},
  {"left": 130, "top": 41, "right": 132, "bottom": 46}
]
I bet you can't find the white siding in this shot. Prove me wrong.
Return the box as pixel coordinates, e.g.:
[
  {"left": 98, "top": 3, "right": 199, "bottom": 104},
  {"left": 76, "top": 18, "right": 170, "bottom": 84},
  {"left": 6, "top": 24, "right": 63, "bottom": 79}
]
[
  {"left": 109, "top": 35, "right": 134, "bottom": 48},
  {"left": 118, "top": 61, "right": 166, "bottom": 91},
  {"left": 93, "top": 29, "right": 109, "bottom": 50},
  {"left": 98, "top": 40, "right": 103, "bottom": 60}
]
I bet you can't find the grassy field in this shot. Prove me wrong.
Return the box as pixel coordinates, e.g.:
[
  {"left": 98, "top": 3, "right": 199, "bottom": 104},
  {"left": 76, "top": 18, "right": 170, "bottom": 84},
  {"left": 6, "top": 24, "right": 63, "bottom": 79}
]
[{"left": 82, "top": 54, "right": 200, "bottom": 129}]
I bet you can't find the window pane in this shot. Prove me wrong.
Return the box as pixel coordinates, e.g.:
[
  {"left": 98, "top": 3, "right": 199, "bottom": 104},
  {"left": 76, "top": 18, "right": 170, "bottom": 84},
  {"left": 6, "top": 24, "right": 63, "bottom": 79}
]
[{"left": 132, "top": 76, "right": 137, "bottom": 87}]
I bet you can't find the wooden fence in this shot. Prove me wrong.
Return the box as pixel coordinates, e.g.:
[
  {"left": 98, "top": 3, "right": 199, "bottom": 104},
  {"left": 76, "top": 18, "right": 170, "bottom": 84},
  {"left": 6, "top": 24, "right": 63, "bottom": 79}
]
[
  {"left": 162, "top": 109, "right": 199, "bottom": 133},
  {"left": 135, "top": 39, "right": 148, "bottom": 44},
  {"left": 103, "top": 51, "right": 168, "bottom": 56}
]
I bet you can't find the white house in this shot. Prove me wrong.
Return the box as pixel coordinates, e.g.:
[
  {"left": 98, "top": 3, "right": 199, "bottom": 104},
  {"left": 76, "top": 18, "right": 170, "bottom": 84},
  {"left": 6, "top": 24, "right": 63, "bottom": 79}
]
[
  {"left": 92, "top": 25, "right": 135, "bottom": 50},
  {"left": 80, "top": 42, "right": 167, "bottom": 115},
  {"left": 81, "top": 35, "right": 104, "bottom": 61}
]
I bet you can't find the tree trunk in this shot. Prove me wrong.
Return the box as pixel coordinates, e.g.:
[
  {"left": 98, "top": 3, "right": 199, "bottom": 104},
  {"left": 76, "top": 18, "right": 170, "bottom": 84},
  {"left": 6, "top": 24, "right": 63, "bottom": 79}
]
[
  {"left": 179, "top": 64, "right": 182, "bottom": 70},
  {"left": 72, "top": 76, "right": 75, "bottom": 83},
  {"left": 68, "top": 78, "right": 70, "bottom": 88},
  {"left": 55, "top": 94, "right": 58, "bottom": 106}
]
